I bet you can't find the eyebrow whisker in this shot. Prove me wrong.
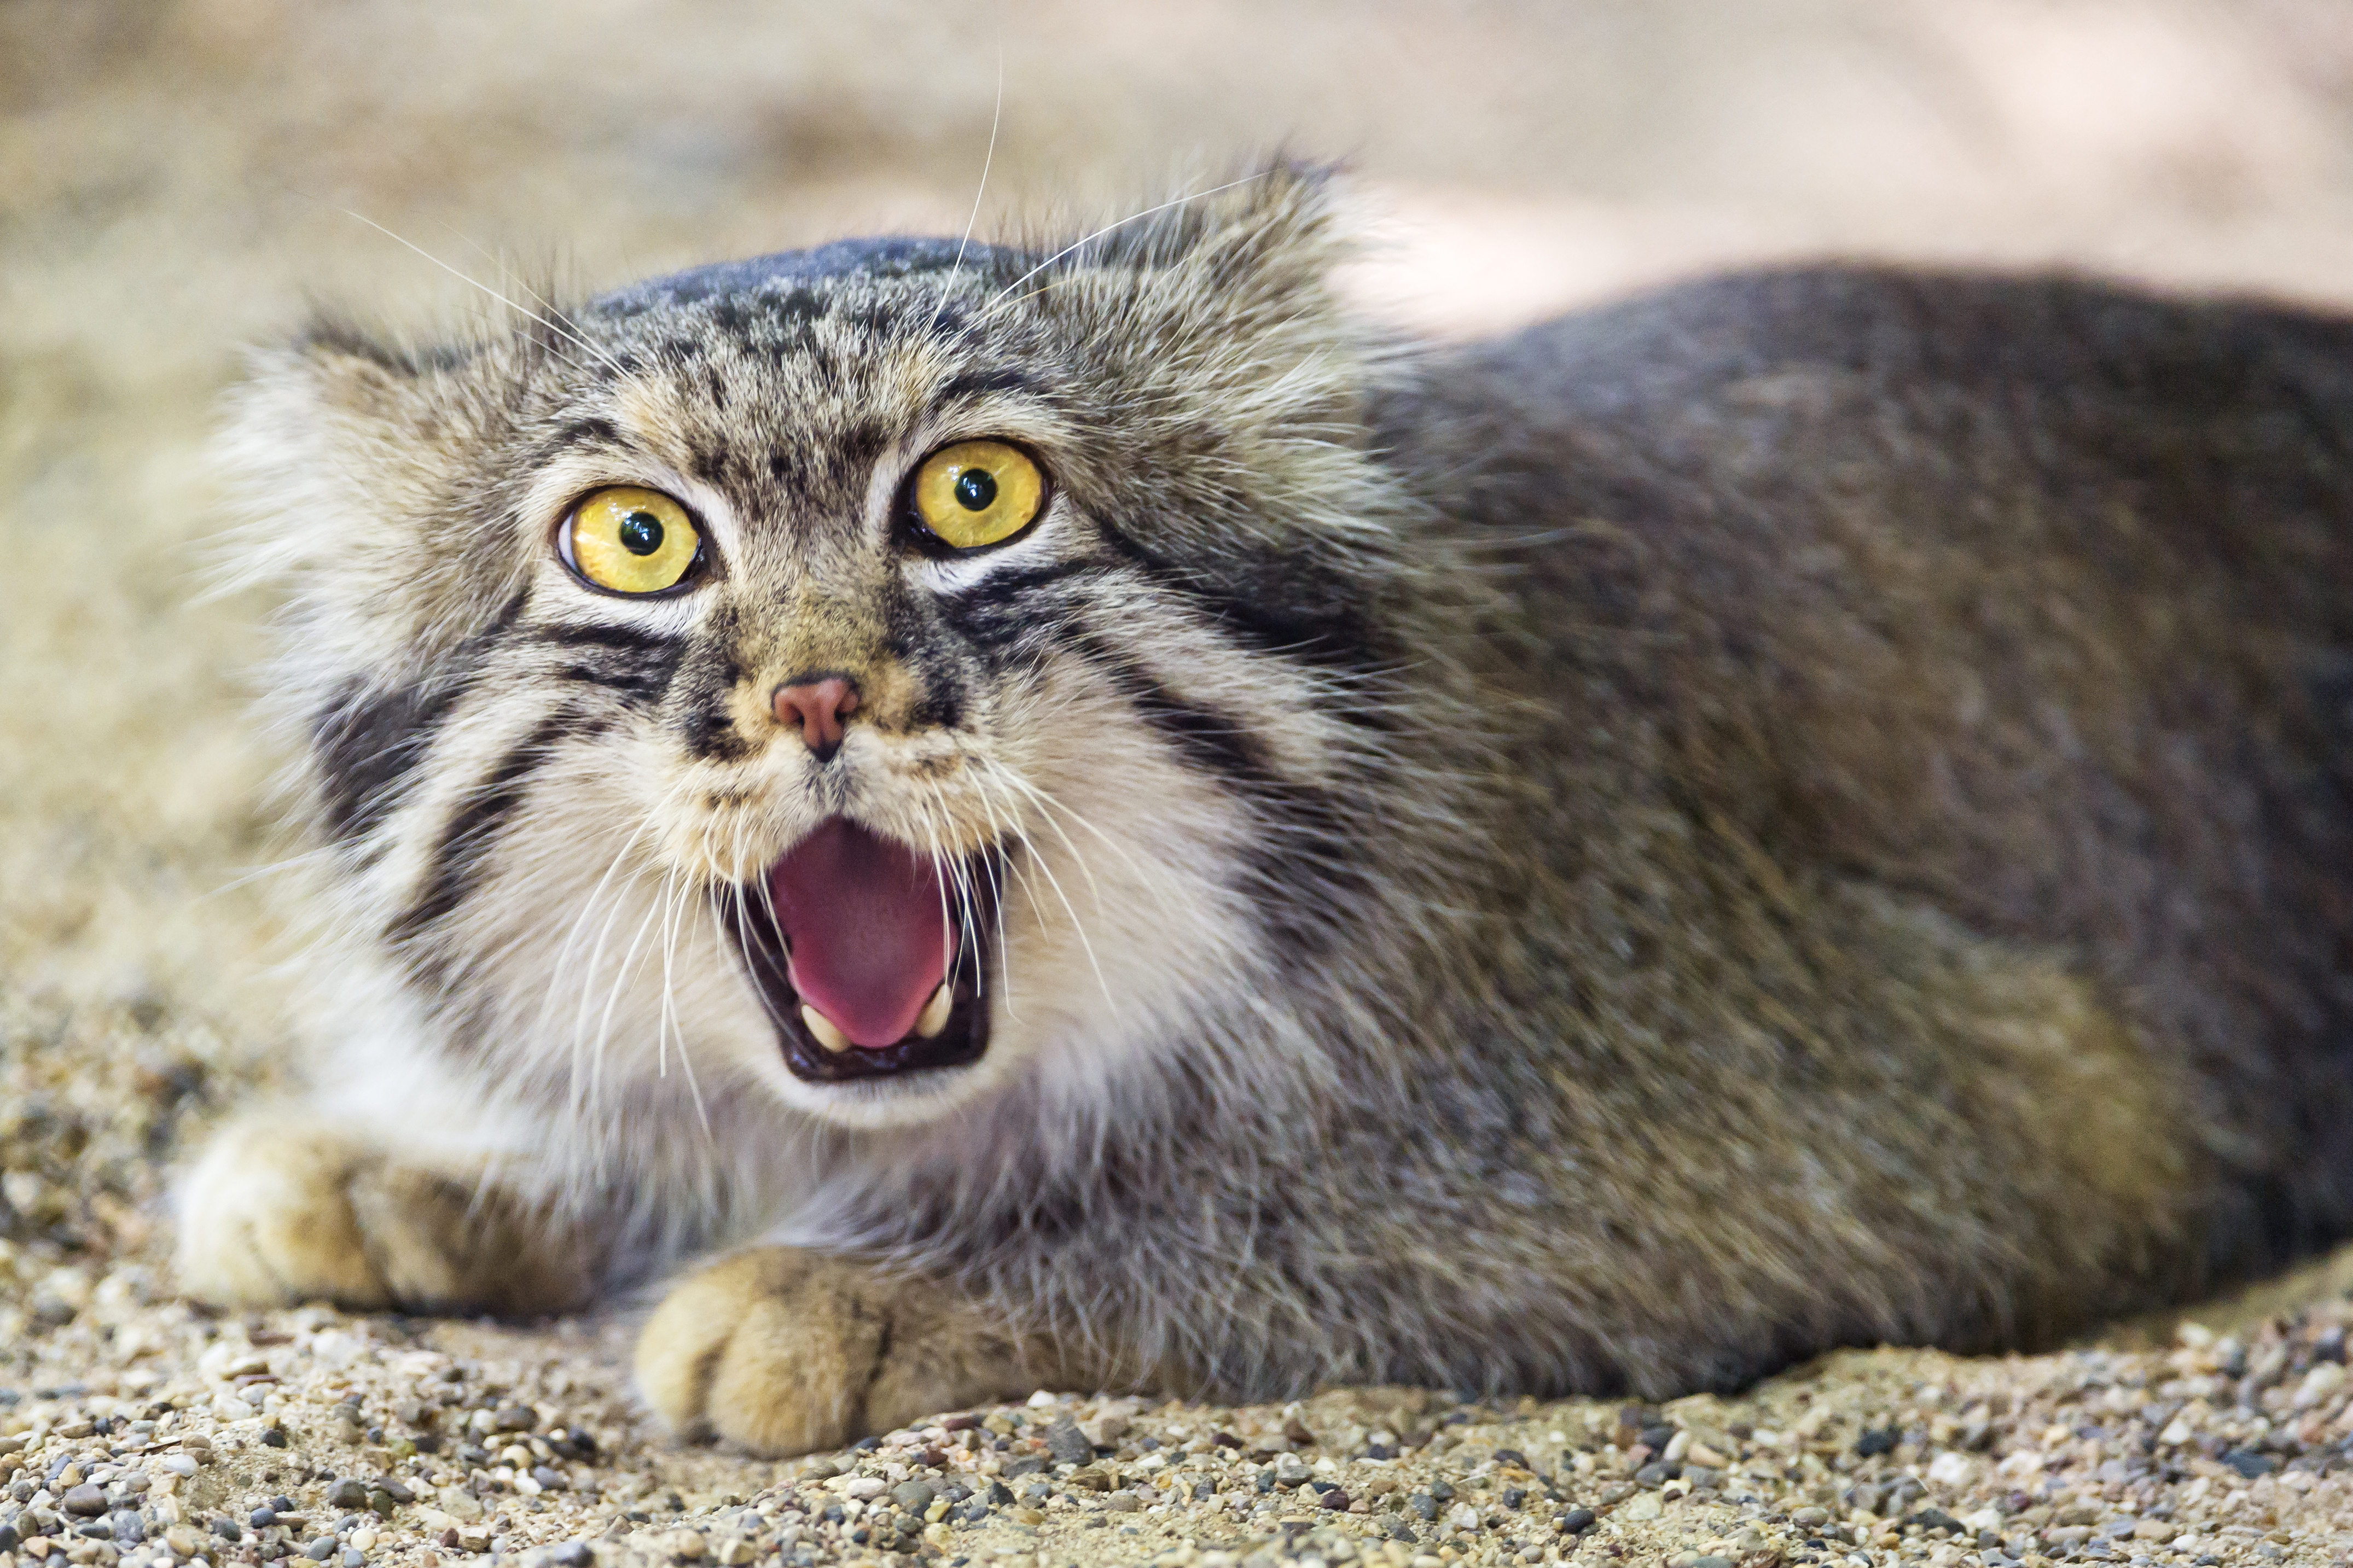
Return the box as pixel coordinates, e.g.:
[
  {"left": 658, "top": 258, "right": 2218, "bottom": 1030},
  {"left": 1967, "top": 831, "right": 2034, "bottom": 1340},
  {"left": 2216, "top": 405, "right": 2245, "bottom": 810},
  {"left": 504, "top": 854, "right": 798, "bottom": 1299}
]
[
  {"left": 339, "top": 208, "right": 630, "bottom": 379},
  {"left": 931, "top": 39, "right": 1006, "bottom": 333},
  {"left": 979, "top": 171, "right": 1273, "bottom": 321}
]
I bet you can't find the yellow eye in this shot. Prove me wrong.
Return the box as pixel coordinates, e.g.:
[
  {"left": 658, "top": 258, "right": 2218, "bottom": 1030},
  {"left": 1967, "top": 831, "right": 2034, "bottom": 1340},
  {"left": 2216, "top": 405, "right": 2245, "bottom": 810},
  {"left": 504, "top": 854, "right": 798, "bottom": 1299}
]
[
  {"left": 910, "top": 441, "right": 1045, "bottom": 550},
  {"left": 563, "top": 487, "right": 701, "bottom": 595}
]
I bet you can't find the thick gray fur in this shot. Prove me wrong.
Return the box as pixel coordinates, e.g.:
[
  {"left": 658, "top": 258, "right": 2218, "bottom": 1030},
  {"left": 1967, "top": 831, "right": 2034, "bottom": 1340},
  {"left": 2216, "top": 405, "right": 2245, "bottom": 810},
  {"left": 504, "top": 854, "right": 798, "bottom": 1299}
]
[{"left": 183, "top": 165, "right": 2353, "bottom": 1440}]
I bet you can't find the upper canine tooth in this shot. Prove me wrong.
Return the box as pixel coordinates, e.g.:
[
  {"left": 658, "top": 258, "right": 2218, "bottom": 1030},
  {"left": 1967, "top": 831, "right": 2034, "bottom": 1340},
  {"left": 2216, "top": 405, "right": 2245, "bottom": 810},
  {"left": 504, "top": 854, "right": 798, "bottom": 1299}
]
[
  {"left": 800, "top": 1004, "right": 853, "bottom": 1054},
  {"left": 915, "top": 982, "right": 954, "bottom": 1039}
]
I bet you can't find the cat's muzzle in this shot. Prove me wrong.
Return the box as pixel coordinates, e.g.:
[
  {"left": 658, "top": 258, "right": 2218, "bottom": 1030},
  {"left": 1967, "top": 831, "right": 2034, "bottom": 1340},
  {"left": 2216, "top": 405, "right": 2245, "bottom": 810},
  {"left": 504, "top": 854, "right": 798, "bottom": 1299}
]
[{"left": 718, "top": 818, "right": 1002, "bottom": 1083}]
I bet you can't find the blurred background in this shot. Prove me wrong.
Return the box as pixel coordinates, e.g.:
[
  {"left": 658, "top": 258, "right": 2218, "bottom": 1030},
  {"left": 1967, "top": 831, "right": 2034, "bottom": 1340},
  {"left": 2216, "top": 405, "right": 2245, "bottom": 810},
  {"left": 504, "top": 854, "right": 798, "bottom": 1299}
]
[{"left": 10, "top": 0, "right": 2353, "bottom": 1302}]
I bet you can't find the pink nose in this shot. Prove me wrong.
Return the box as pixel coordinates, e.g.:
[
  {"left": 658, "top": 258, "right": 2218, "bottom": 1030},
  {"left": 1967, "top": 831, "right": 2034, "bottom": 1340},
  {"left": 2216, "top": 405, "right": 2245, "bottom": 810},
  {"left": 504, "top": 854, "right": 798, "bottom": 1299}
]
[{"left": 772, "top": 677, "right": 860, "bottom": 760}]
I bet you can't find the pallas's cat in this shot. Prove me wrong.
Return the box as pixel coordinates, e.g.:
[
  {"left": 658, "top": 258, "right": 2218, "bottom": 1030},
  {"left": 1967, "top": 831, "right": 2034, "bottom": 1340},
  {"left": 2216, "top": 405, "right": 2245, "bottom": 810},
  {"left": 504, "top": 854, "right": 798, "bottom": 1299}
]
[{"left": 181, "top": 166, "right": 2353, "bottom": 1454}]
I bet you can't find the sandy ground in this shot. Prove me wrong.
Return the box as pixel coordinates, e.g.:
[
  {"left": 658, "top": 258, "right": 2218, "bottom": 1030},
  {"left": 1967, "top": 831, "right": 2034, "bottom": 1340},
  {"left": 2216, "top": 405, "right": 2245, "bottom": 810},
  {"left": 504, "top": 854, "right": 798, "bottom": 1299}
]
[{"left": 13, "top": 2, "right": 2353, "bottom": 1566}]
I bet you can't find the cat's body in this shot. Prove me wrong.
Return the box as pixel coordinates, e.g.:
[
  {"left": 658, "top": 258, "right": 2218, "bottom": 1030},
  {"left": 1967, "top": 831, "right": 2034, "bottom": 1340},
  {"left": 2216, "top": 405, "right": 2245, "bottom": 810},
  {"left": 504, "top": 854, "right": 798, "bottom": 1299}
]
[{"left": 179, "top": 170, "right": 2353, "bottom": 1453}]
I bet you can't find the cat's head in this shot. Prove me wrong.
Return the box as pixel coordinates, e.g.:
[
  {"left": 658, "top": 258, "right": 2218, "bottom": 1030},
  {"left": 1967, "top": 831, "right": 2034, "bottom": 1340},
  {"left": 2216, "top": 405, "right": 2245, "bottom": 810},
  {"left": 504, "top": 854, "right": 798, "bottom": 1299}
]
[{"left": 222, "top": 164, "right": 1430, "bottom": 1135}]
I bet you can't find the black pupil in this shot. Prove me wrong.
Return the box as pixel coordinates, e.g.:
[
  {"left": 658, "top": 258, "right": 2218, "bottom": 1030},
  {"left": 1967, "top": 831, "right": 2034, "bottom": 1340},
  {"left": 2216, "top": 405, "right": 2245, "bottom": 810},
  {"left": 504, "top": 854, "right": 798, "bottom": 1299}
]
[
  {"left": 954, "top": 467, "right": 997, "bottom": 512},
  {"left": 618, "top": 511, "right": 665, "bottom": 556}
]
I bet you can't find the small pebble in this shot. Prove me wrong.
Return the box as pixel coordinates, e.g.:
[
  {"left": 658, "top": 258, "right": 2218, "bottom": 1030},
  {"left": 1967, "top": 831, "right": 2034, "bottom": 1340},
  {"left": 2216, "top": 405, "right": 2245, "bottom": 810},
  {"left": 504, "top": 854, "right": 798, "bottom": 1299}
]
[
  {"left": 1855, "top": 1426, "right": 1901, "bottom": 1456},
  {"left": 1044, "top": 1416, "right": 1093, "bottom": 1467}
]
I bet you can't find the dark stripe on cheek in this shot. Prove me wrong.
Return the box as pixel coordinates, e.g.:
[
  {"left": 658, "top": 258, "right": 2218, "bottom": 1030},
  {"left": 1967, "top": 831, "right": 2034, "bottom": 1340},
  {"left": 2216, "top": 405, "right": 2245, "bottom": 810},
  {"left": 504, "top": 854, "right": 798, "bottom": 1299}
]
[
  {"left": 931, "top": 561, "right": 1107, "bottom": 655},
  {"left": 531, "top": 622, "right": 681, "bottom": 655},
  {"left": 908, "top": 674, "right": 967, "bottom": 732},
  {"left": 313, "top": 676, "right": 472, "bottom": 842},
  {"left": 877, "top": 584, "right": 980, "bottom": 733},
  {"left": 674, "top": 651, "right": 753, "bottom": 761},
  {"left": 938, "top": 559, "right": 1107, "bottom": 608},
  {"left": 387, "top": 710, "right": 598, "bottom": 942},
  {"left": 1093, "top": 525, "right": 1384, "bottom": 673},
  {"left": 1067, "top": 634, "right": 1369, "bottom": 967},
  {"left": 310, "top": 588, "right": 532, "bottom": 844},
  {"left": 532, "top": 622, "right": 686, "bottom": 704},
  {"left": 1068, "top": 635, "right": 1274, "bottom": 788},
  {"left": 553, "top": 657, "right": 678, "bottom": 704}
]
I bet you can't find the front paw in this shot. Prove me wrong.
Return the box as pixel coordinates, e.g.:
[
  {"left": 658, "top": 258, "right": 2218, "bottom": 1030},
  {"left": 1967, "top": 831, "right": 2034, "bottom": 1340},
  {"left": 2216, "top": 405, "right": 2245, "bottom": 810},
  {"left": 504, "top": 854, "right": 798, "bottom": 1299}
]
[
  {"left": 635, "top": 1249, "right": 1043, "bottom": 1456},
  {"left": 175, "top": 1116, "right": 588, "bottom": 1315},
  {"left": 176, "top": 1119, "right": 392, "bottom": 1309}
]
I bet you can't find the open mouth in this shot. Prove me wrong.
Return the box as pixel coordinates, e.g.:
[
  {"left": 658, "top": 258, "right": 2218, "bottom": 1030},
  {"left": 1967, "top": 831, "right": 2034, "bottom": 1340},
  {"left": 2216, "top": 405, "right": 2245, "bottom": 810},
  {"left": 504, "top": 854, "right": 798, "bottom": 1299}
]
[{"left": 720, "top": 818, "right": 998, "bottom": 1083}]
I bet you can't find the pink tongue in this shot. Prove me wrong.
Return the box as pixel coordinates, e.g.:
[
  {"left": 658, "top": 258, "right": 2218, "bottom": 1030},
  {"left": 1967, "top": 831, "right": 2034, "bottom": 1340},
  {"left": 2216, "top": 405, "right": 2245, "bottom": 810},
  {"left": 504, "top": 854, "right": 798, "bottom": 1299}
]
[{"left": 765, "top": 819, "right": 950, "bottom": 1048}]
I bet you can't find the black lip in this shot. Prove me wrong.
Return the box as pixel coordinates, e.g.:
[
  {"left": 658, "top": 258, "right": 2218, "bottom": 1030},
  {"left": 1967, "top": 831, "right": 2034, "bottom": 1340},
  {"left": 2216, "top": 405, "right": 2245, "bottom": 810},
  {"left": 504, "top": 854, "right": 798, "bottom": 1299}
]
[{"left": 718, "top": 847, "right": 1002, "bottom": 1083}]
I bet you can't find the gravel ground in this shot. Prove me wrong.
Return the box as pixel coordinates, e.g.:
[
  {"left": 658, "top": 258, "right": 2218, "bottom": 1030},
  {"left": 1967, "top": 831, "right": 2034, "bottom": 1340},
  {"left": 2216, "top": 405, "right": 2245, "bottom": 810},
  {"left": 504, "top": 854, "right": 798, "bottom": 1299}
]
[
  {"left": 9, "top": 986, "right": 2353, "bottom": 1568},
  {"left": 16, "top": 5, "right": 2353, "bottom": 1568}
]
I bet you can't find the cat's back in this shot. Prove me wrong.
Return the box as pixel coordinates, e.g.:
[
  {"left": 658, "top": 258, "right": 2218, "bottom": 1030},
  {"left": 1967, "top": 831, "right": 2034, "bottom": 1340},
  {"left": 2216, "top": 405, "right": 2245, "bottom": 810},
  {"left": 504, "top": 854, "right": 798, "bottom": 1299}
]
[
  {"left": 1380, "top": 265, "right": 2353, "bottom": 1256},
  {"left": 1402, "top": 262, "right": 2353, "bottom": 425},
  {"left": 1383, "top": 267, "right": 2353, "bottom": 799},
  {"left": 1386, "top": 264, "right": 2353, "bottom": 581},
  {"left": 1380, "top": 263, "right": 2353, "bottom": 798}
]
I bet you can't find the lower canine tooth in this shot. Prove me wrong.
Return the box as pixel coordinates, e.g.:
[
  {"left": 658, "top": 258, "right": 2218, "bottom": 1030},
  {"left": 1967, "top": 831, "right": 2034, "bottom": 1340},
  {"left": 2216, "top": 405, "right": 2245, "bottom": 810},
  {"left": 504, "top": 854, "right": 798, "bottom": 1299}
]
[
  {"left": 915, "top": 982, "right": 954, "bottom": 1039},
  {"left": 800, "top": 1004, "right": 853, "bottom": 1054}
]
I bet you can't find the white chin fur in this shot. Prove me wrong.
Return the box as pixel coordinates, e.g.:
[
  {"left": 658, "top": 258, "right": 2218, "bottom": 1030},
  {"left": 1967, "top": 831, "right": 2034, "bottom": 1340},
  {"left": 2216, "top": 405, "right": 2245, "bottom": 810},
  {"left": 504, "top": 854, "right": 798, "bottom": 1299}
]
[{"left": 751, "top": 1046, "right": 1006, "bottom": 1129}]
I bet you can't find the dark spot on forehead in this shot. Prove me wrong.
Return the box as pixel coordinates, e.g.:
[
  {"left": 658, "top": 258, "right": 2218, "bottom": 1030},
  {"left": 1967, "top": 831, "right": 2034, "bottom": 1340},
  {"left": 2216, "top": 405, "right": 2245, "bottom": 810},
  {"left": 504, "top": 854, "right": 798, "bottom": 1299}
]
[
  {"left": 772, "top": 287, "right": 826, "bottom": 327},
  {"left": 835, "top": 420, "right": 890, "bottom": 474},
  {"left": 690, "top": 439, "right": 736, "bottom": 489},
  {"left": 938, "top": 366, "right": 1047, "bottom": 406},
  {"left": 539, "top": 416, "right": 623, "bottom": 461}
]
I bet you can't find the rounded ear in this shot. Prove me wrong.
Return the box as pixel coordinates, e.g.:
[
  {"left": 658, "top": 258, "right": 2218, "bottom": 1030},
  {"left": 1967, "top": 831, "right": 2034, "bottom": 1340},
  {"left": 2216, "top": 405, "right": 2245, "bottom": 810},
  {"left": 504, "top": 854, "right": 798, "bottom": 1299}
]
[
  {"left": 215, "top": 323, "right": 451, "bottom": 575},
  {"left": 1010, "top": 158, "right": 1357, "bottom": 339},
  {"left": 1076, "top": 158, "right": 1346, "bottom": 275},
  {"left": 994, "top": 161, "right": 1410, "bottom": 572},
  {"left": 211, "top": 317, "right": 528, "bottom": 675}
]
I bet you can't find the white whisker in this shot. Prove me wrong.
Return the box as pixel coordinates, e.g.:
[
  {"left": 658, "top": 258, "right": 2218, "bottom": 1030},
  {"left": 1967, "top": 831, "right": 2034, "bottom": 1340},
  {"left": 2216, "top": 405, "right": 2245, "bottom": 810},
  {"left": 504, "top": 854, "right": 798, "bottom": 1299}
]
[
  {"left": 979, "top": 172, "right": 1271, "bottom": 322},
  {"left": 338, "top": 208, "right": 628, "bottom": 378},
  {"left": 929, "top": 42, "right": 1005, "bottom": 332}
]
